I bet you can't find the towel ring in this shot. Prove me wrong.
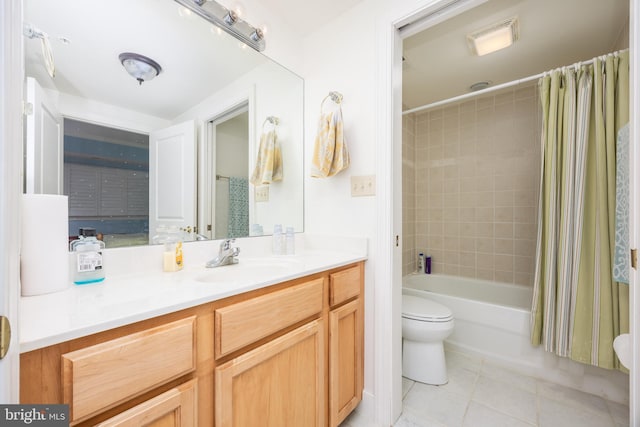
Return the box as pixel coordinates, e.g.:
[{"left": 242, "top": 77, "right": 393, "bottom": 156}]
[
  {"left": 321, "top": 91, "right": 343, "bottom": 108},
  {"left": 262, "top": 116, "right": 279, "bottom": 131}
]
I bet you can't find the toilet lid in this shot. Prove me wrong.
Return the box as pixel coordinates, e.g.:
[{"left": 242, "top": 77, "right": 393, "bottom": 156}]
[{"left": 402, "top": 295, "right": 453, "bottom": 322}]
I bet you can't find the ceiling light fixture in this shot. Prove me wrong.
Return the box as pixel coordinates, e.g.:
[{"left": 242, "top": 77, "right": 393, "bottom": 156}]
[
  {"left": 467, "top": 17, "right": 519, "bottom": 57},
  {"left": 223, "top": 10, "right": 238, "bottom": 25},
  {"left": 250, "top": 28, "right": 264, "bottom": 43},
  {"left": 173, "top": 0, "right": 266, "bottom": 51},
  {"left": 118, "top": 52, "right": 162, "bottom": 85}
]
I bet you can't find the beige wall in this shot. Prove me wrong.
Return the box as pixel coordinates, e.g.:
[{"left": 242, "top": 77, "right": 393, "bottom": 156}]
[{"left": 403, "top": 83, "right": 541, "bottom": 286}]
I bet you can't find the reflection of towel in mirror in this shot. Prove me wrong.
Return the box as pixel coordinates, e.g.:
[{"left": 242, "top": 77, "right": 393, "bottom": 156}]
[
  {"left": 311, "top": 106, "right": 349, "bottom": 178},
  {"left": 250, "top": 130, "right": 283, "bottom": 186}
]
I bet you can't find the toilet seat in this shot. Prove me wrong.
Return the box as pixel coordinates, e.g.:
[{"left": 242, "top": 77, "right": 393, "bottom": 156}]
[{"left": 402, "top": 295, "right": 453, "bottom": 323}]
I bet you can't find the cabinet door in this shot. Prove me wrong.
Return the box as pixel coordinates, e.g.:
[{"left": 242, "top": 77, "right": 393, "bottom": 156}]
[
  {"left": 96, "top": 379, "right": 197, "bottom": 427},
  {"left": 215, "top": 320, "right": 325, "bottom": 427},
  {"left": 329, "top": 299, "right": 363, "bottom": 427}
]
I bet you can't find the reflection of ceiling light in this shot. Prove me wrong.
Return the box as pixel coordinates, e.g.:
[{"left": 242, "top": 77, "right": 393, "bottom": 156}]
[
  {"left": 467, "top": 17, "right": 519, "bottom": 56},
  {"left": 118, "top": 53, "right": 162, "bottom": 85},
  {"left": 174, "top": 0, "right": 266, "bottom": 51}
]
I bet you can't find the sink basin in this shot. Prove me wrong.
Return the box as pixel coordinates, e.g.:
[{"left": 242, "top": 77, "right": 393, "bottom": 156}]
[{"left": 194, "top": 258, "right": 301, "bottom": 284}]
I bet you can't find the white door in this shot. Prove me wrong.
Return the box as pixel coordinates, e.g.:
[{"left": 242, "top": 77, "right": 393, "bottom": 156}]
[
  {"left": 24, "top": 77, "right": 63, "bottom": 195},
  {"left": 149, "top": 120, "right": 197, "bottom": 241},
  {"left": 1, "top": 0, "right": 23, "bottom": 403}
]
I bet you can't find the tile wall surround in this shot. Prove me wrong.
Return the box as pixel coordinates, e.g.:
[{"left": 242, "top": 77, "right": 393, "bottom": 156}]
[{"left": 403, "top": 83, "right": 541, "bottom": 286}]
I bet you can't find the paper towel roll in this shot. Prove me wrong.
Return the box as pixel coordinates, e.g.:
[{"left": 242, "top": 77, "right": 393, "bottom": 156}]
[{"left": 21, "top": 194, "right": 70, "bottom": 296}]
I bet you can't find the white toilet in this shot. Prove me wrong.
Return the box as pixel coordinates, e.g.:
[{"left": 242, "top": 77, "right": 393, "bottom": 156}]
[{"left": 402, "top": 293, "right": 455, "bottom": 385}]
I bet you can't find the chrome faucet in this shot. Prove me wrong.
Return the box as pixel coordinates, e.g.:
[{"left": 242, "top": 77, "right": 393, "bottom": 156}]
[{"left": 206, "top": 238, "right": 240, "bottom": 268}]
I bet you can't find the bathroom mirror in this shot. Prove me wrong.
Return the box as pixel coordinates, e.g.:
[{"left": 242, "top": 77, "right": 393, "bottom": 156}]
[{"left": 23, "top": 0, "right": 304, "bottom": 247}]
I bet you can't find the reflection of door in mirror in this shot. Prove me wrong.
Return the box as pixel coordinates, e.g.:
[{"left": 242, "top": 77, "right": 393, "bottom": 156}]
[
  {"left": 210, "top": 106, "right": 249, "bottom": 240},
  {"left": 149, "top": 120, "right": 197, "bottom": 243},
  {"left": 24, "top": 77, "right": 63, "bottom": 195},
  {"left": 63, "top": 119, "right": 150, "bottom": 248}
]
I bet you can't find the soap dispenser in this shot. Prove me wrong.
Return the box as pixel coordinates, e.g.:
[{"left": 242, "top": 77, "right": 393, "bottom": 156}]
[{"left": 70, "top": 227, "right": 105, "bottom": 284}]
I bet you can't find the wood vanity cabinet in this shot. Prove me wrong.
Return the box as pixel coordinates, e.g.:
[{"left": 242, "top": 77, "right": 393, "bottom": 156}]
[
  {"left": 328, "top": 265, "right": 364, "bottom": 427},
  {"left": 20, "top": 261, "right": 364, "bottom": 427},
  {"left": 95, "top": 379, "right": 197, "bottom": 427},
  {"left": 20, "top": 306, "right": 214, "bottom": 426},
  {"left": 215, "top": 320, "right": 325, "bottom": 426}
]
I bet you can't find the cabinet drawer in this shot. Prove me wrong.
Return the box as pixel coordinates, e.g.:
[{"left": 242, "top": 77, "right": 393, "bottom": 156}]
[
  {"left": 95, "top": 379, "right": 197, "bottom": 427},
  {"left": 329, "top": 265, "right": 361, "bottom": 307},
  {"left": 62, "top": 317, "right": 196, "bottom": 423},
  {"left": 215, "top": 278, "right": 323, "bottom": 358}
]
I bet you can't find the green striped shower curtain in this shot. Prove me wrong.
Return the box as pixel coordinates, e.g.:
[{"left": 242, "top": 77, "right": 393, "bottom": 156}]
[{"left": 531, "top": 51, "right": 629, "bottom": 370}]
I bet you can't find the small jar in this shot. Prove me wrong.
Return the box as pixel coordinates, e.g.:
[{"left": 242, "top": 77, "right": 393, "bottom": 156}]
[
  {"left": 70, "top": 227, "right": 105, "bottom": 285},
  {"left": 163, "top": 226, "right": 183, "bottom": 272}
]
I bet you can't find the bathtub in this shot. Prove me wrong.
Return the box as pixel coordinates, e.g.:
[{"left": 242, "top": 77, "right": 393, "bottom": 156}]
[{"left": 402, "top": 273, "right": 629, "bottom": 404}]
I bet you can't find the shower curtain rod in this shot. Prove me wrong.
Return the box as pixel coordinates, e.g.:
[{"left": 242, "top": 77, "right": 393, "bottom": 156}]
[{"left": 403, "top": 49, "right": 627, "bottom": 115}]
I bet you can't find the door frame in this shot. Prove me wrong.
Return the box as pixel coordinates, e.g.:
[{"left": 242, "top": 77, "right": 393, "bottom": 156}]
[
  {"left": 375, "top": 0, "right": 639, "bottom": 424},
  {"left": 198, "top": 86, "right": 255, "bottom": 240},
  {"left": 630, "top": 0, "right": 639, "bottom": 421},
  {"left": 0, "top": 0, "right": 23, "bottom": 403},
  {"left": 206, "top": 102, "right": 250, "bottom": 240},
  {"left": 374, "top": 1, "right": 489, "bottom": 423}
]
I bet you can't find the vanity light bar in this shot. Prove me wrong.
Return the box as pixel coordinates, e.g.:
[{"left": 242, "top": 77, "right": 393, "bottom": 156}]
[{"left": 174, "top": 0, "right": 265, "bottom": 51}]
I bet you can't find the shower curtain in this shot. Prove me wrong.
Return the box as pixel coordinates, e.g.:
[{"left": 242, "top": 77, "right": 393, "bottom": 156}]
[
  {"left": 227, "top": 176, "right": 249, "bottom": 238},
  {"left": 530, "top": 51, "right": 629, "bottom": 370}
]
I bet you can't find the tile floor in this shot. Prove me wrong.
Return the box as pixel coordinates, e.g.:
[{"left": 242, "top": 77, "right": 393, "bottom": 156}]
[{"left": 340, "top": 350, "right": 630, "bottom": 427}]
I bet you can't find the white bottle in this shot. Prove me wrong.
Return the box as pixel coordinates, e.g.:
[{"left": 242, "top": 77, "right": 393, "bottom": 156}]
[
  {"left": 285, "top": 227, "right": 295, "bottom": 255},
  {"left": 272, "top": 224, "right": 283, "bottom": 255},
  {"left": 418, "top": 253, "right": 424, "bottom": 273}
]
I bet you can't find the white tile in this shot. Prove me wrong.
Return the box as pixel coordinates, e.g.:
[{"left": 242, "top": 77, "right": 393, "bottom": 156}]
[
  {"left": 539, "top": 396, "right": 615, "bottom": 427},
  {"left": 339, "top": 406, "right": 372, "bottom": 427},
  {"left": 463, "top": 402, "right": 535, "bottom": 427},
  {"left": 480, "top": 362, "right": 537, "bottom": 393},
  {"left": 537, "top": 380, "right": 610, "bottom": 415},
  {"left": 606, "top": 399, "right": 630, "bottom": 427},
  {"left": 445, "top": 349, "right": 482, "bottom": 373},
  {"left": 403, "top": 381, "right": 469, "bottom": 427},
  {"left": 403, "top": 377, "right": 415, "bottom": 399},
  {"left": 472, "top": 375, "right": 537, "bottom": 424},
  {"left": 439, "top": 361, "right": 478, "bottom": 399},
  {"left": 394, "top": 406, "right": 449, "bottom": 427}
]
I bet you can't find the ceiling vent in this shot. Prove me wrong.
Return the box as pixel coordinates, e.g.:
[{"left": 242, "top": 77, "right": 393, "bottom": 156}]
[{"left": 467, "top": 17, "right": 519, "bottom": 56}]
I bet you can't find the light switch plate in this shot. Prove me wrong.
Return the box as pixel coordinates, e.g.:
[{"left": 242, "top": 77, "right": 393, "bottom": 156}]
[
  {"left": 255, "top": 186, "right": 269, "bottom": 202},
  {"left": 351, "top": 175, "right": 376, "bottom": 197}
]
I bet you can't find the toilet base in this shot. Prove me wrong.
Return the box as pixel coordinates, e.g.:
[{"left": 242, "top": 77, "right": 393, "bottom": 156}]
[{"left": 402, "top": 339, "right": 448, "bottom": 385}]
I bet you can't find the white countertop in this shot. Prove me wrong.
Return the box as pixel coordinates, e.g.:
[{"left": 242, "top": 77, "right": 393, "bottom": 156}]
[{"left": 20, "top": 234, "right": 367, "bottom": 353}]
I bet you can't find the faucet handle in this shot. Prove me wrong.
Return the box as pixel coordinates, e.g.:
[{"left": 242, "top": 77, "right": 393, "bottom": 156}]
[{"left": 220, "top": 238, "right": 236, "bottom": 250}]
